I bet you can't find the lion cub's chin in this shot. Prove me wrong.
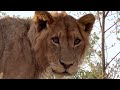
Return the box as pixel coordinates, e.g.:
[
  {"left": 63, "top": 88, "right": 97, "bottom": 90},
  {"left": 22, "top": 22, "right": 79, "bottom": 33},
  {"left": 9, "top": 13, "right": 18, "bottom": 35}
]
[
  {"left": 40, "top": 67, "right": 73, "bottom": 79},
  {"left": 53, "top": 72, "right": 74, "bottom": 79}
]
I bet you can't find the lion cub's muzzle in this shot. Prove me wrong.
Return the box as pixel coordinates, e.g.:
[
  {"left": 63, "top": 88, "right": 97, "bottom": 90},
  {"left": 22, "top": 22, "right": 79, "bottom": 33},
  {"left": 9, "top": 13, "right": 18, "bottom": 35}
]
[
  {"left": 59, "top": 60, "right": 74, "bottom": 69},
  {"left": 52, "top": 59, "right": 76, "bottom": 75}
]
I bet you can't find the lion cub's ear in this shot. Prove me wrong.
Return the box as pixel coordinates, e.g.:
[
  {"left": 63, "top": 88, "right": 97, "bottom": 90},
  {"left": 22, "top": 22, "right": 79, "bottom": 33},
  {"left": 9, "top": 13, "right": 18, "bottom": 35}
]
[
  {"left": 78, "top": 14, "right": 95, "bottom": 34},
  {"left": 34, "top": 11, "right": 54, "bottom": 32}
]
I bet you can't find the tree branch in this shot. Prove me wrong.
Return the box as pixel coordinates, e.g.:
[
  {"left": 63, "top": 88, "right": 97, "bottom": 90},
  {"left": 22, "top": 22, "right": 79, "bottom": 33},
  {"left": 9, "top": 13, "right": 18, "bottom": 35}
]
[
  {"left": 97, "top": 11, "right": 102, "bottom": 29},
  {"left": 105, "top": 11, "right": 109, "bottom": 17},
  {"left": 101, "top": 11, "right": 106, "bottom": 79},
  {"left": 104, "top": 18, "right": 120, "bottom": 33},
  {"left": 106, "top": 51, "right": 120, "bottom": 69}
]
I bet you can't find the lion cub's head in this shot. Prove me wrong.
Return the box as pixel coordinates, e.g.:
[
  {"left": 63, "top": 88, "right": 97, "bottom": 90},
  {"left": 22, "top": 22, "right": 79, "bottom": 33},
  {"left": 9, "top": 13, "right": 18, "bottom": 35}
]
[{"left": 29, "top": 11, "right": 95, "bottom": 78}]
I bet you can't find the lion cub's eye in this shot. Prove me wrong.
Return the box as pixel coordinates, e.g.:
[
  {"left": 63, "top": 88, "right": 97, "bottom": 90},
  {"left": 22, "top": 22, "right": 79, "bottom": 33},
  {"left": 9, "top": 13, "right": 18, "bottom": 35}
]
[
  {"left": 74, "top": 38, "right": 81, "bottom": 45},
  {"left": 52, "top": 37, "right": 59, "bottom": 44}
]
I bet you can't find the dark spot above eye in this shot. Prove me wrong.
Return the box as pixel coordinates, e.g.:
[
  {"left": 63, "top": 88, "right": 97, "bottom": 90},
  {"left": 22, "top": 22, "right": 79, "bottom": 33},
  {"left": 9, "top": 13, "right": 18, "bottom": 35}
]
[
  {"left": 74, "top": 38, "right": 81, "bottom": 45},
  {"left": 52, "top": 37, "right": 59, "bottom": 44}
]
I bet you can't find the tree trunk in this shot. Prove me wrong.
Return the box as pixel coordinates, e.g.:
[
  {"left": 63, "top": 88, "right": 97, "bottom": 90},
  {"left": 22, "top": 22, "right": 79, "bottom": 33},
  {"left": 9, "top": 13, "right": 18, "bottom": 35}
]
[{"left": 101, "top": 11, "right": 106, "bottom": 79}]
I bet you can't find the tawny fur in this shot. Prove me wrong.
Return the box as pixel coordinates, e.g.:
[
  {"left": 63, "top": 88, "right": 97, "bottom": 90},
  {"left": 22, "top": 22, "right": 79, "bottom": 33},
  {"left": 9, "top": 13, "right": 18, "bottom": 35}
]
[{"left": 0, "top": 12, "right": 95, "bottom": 79}]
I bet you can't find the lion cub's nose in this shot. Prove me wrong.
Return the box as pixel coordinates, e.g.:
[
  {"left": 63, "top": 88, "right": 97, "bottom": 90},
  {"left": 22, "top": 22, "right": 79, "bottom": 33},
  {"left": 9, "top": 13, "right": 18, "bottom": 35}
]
[{"left": 59, "top": 60, "right": 73, "bottom": 69}]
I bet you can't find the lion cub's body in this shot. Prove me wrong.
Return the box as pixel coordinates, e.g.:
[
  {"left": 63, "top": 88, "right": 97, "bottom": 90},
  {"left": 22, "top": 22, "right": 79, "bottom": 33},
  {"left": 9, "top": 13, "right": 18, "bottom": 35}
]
[{"left": 0, "top": 17, "right": 35, "bottom": 78}]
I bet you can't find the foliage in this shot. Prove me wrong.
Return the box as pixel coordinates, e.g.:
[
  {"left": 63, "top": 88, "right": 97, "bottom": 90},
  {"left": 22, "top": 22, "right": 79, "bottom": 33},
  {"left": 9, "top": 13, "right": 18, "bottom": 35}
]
[
  {"left": 72, "top": 11, "right": 120, "bottom": 79},
  {"left": 73, "top": 32, "right": 103, "bottom": 79}
]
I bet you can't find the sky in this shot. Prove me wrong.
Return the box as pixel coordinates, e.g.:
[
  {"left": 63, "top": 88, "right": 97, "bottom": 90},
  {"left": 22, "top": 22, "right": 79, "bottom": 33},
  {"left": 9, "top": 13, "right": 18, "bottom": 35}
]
[
  {"left": 1, "top": 11, "right": 120, "bottom": 72},
  {"left": 1, "top": 11, "right": 34, "bottom": 18}
]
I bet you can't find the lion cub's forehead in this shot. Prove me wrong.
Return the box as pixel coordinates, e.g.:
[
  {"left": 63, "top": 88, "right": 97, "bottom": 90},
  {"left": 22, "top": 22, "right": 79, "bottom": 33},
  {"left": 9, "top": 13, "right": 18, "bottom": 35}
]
[{"left": 51, "top": 15, "right": 79, "bottom": 32}]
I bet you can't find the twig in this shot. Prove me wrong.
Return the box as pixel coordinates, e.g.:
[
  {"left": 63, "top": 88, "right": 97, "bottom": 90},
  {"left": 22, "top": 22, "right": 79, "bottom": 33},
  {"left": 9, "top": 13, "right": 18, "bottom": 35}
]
[
  {"left": 104, "top": 18, "right": 120, "bottom": 33},
  {"left": 94, "top": 24, "right": 100, "bottom": 30},
  {"left": 97, "top": 11, "right": 102, "bottom": 29},
  {"left": 106, "top": 51, "right": 120, "bottom": 69},
  {"left": 107, "top": 12, "right": 118, "bottom": 17},
  {"left": 105, "top": 11, "right": 109, "bottom": 17}
]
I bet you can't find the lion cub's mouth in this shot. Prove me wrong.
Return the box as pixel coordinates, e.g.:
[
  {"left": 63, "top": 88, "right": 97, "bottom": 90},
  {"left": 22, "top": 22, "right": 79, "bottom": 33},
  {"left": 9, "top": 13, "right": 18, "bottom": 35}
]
[{"left": 52, "top": 69, "right": 72, "bottom": 76}]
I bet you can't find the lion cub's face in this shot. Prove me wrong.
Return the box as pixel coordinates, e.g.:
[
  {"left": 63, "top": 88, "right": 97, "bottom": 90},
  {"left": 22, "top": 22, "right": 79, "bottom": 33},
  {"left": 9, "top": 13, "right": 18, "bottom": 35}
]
[
  {"left": 47, "top": 17, "right": 85, "bottom": 76},
  {"left": 33, "top": 11, "right": 95, "bottom": 77}
]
